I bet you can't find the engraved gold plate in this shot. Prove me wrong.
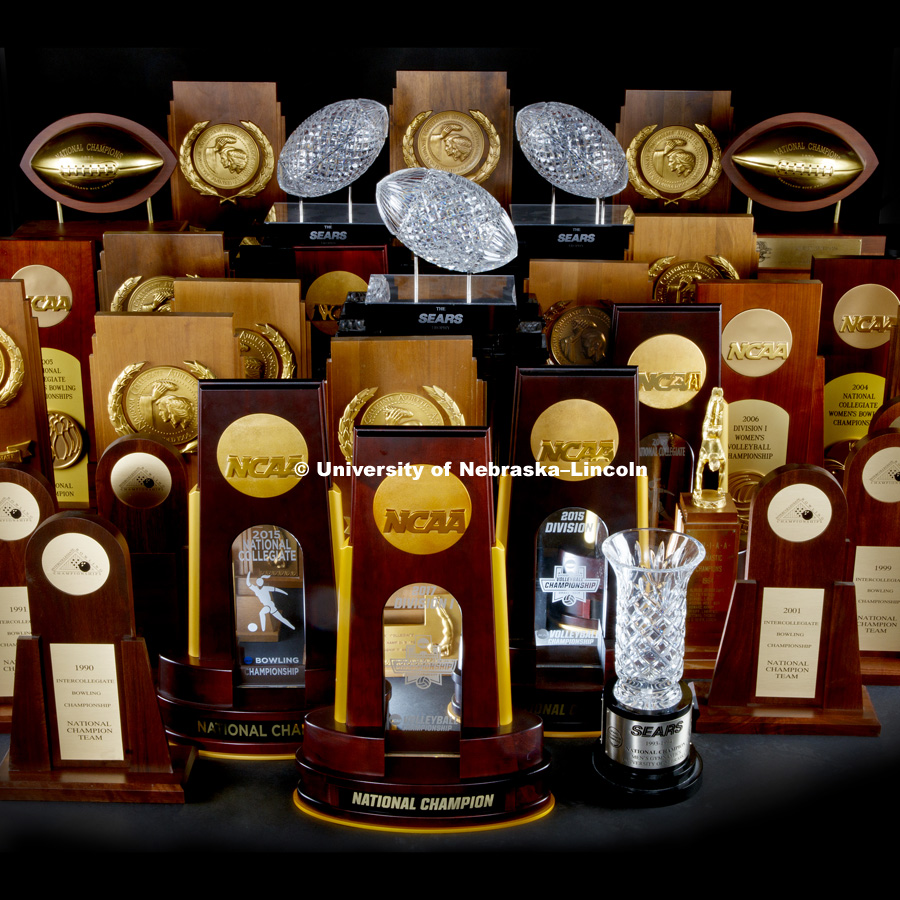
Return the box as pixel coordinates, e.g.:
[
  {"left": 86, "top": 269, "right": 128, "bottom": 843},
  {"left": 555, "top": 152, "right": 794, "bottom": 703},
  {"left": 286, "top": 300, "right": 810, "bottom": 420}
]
[
  {"left": 547, "top": 305, "right": 611, "bottom": 366},
  {"left": 403, "top": 109, "right": 500, "bottom": 184},
  {"left": 108, "top": 360, "right": 213, "bottom": 452},
  {"left": 179, "top": 119, "right": 274, "bottom": 204},
  {"left": 650, "top": 255, "right": 738, "bottom": 304},
  {"left": 0, "top": 327, "right": 24, "bottom": 409},
  {"left": 627, "top": 123, "right": 721, "bottom": 205},
  {"left": 111, "top": 275, "right": 175, "bottom": 313},
  {"left": 627, "top": 335, "right": 707, "bottom": 410},
  {"left": 338, "top": 385, "right": 464, "bottom": 465},
  {"left": 12, "top": 265, "right": 72, "bottom": 328}
]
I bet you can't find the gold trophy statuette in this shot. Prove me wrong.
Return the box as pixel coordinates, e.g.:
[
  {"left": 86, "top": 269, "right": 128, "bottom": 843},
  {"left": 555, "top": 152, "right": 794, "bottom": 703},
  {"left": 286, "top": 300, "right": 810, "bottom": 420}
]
[
  {"left": 693, "top": 387, "right": 728, "bottom": 509},
  {"left": 403, "top": 109, "right": 500, "bottom": 184},
  {"left": 627, "top": 123, "right": 722, "bottom": 205},
  {"left": 179, "top": 120, "right": 274, "bottom": 204}
]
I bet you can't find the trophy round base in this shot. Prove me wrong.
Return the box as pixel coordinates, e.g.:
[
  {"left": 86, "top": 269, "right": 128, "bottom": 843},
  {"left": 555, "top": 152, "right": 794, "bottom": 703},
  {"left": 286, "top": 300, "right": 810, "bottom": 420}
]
[
  {"left": 591, "top": 678, "right": 702, "bottom": 807},
  {"left": 158, "top": 654, "right": 311, "bottom": 757},
  {"left": 296, "top": 707, "right": 554, "bottom": 831}
]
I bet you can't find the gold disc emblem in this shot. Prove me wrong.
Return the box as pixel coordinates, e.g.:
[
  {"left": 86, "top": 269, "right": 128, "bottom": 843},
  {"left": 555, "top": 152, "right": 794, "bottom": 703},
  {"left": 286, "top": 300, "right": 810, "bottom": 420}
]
[
  {"left": 237, "top": 324, "right": 295, "bottom": 380},
  {"left": 49, "top": 411, "right": 84, "bottom": 469},
  {"left": 306, "top": 271, "right": 368, "bottom": 336},
  {"left": 628, "top": 335, "right": 707, "bottom": 410},
  {"left": 13, "top": 264, "right": 73, "bottom": 328},
  {"left": 339, "top": 386, "right": 464, "bottom": 465},
  {"left": 108, "top": 360, "right": 213, "bottom": 452},
  {"left": 627, "top": 123, "right": 721, "bottom": 205},
  {"left": 722, "top": 308, "right": 793, "bottom": 377},
  {"left": 373, "top": 468, "right": 471, "bottom": 556},
  {"left": 404, "top": 109, "right": 500, "bottom": 184},
  {"left": 548, "top": 306, "right": 611, "bottom": 365},
  {"left": 833, "top": 283, "right": 899, "bottom": 350},
  {"left": 111, "top": 275, "right": 175, "bottom": 312},
  {"left": 193, "top": 123, "right": 260, "bottom": 190},
  {"left": 650, "top": 255, "right": 738, "bottom": 304},
  {"left": 530, "top": 399, "right": 619, "bottom": 482},
  {"left": 179, "top": 119, "right": 274, "bottom": 204},
  {"left": 0, "top": 327, "right": 24, "bottom": 408},
  {"left": 217, "top": 414, "right": 309, "bottom": 499}
]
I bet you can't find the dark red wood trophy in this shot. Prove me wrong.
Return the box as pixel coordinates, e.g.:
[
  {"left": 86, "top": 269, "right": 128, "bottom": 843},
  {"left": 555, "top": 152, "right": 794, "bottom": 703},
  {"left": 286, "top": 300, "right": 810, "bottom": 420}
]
[
  {"left": 0, "top": 512, "right": 194, "bottom": 801},
  {"left": 158, "top": 381, "right": 335, "bottom": 756},
  {"left": 702, "top": 465, "right": 880, "bottom": 735},
  {"left": 502, "top": 368, "right": 639, "bottom": 732},
  {"left": 0, "top": 466, "right": 56, "bottom": 731},
  {"left": 296, "top": 427, "right": 553, "bottom": 829}
]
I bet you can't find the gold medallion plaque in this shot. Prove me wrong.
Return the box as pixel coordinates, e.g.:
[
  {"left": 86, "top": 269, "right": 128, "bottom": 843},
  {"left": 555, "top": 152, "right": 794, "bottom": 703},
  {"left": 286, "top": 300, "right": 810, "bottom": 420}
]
[
  {"left": 217, "top": 413, "right": 309, "bottom": 499},
  {"left": 0, "top": 327, "right": 24, "bottom": 409},
  {"left": 13, "top": 265, "right": 72, "bottom": 328},
  {"left": 179, "top": 119, "right": 274, "bottom": 204},
  {"left": 111, "top": 275, "right": 175, "bottom": 313},
  {"left": 628, "top": 335, "right": 707, "bottom": 410},
  {"left": 548, "top": 306, "right": 611, "bottom": 366},
  {"left": 832, "top": 283, "right": 899, "bottom": 350},
  {"left": 373, "top": 468, "right": 471, "bottom": 556},
  {"left": 650, "top": 255, "right": 738, "bottom": 304},
  {"left": 339, "top": 385, "right": 464, "bottom": 465},
  {"left": 306, "top": 271, "right": 368, "bottom": 335},
  {"left": 530, "top": 399, "right": 619, "bottom": 482},
  {"left": 108, "top": 360, "right": 213, "bottom": 452},
  {"left": 237, "top": 324, "right": 295, "bottom": 380},
  {"left": 627, "top": 124, "right": 721, "bottom": 205},
  {"left": 722, "top": 309, "right": 793, "bottom": 378},
  {"left": 403, "top": 109, "right": 499, "bottom": 184}
]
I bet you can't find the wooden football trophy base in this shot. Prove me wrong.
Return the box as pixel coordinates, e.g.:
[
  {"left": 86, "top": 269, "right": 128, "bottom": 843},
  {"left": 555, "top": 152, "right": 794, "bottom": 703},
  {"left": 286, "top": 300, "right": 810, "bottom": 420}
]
[{"left": 296, "top": 707, "right": 553, "bottom": 830}]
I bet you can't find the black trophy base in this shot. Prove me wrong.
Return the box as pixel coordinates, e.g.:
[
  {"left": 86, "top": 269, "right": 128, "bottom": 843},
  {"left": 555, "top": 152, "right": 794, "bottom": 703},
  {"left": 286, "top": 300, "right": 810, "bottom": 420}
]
[
  {"left": 514, "top": 683, "right": 604, "bottom": 736},
  {"left": 158, "top": 654, "right": 317, "bottom": 758},
  {"left": 296, "top": 707, "right": 554, "bottom": 831},
  {"left": 592, "top": 679, "right": 702, "bottom": 807}
]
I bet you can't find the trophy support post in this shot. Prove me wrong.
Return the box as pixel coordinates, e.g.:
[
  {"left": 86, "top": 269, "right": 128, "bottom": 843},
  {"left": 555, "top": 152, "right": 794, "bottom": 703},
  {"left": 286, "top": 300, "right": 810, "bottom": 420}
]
[{"left": 592, "top": 678, "right": 702, "bottom": 807}]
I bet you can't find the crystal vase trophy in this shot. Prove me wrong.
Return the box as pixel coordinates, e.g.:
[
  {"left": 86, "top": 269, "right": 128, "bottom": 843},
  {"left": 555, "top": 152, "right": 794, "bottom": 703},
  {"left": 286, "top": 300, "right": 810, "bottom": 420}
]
[{"left": 594, "top": 529, "right": 705, "bottom": 804}]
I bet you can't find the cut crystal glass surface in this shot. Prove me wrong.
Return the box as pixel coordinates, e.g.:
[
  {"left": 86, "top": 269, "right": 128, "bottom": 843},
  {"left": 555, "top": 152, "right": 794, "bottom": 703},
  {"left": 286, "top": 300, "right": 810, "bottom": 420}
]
[
  {"left": 516, "top": 101, "right": 629, "bottom": 199},
  {"left": 278, "top": 99, "right": 388, "bottom": 198},
  {"left": 376, "top": 168, "right": 517, "bottom": 274},
  {"left": 602, "top": 529, "right": 705, "bottom": 712}
]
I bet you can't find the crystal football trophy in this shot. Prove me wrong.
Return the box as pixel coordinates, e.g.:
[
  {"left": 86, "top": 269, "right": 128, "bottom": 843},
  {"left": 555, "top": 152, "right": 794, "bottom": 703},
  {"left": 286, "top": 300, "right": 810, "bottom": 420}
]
[{"left": 593, "top": 529, "right": 705, "bottom": 804}]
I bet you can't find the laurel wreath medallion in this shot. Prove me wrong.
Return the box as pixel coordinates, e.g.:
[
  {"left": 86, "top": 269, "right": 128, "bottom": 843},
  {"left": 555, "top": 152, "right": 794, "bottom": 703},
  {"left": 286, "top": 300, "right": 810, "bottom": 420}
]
[
  {"left": 179, "top": 120, "right": 274, "bottom": 205},
  {"left": 402, "top": 109, "right": 500, "bottom": 183},
  {"left": 338, "top": 387, "right": 378, "bottom": 464},
  {"left": 0, "top": 327, "right": 24, "bottom": 408},
  {"left": 257, "top": 323, "right": 295, "bottom": 379},
  {"left": 111, "top": 275, "right": 142, "bottom": 311},
  {"left": 627, "top": 123, "right": 722, "bottom": 205}
]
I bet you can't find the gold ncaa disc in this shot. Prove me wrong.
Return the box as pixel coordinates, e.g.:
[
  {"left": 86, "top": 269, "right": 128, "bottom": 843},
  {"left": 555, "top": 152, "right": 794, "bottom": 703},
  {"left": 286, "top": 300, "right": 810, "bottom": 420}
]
[
  {"left": 549, "top": 307, "right": 611, "bottom": 365},
  {"left": 49, "top": 411, "right": 83, "bottom": 469},
  {"left": 12, "top": 264, "right": 72, "bottom": 328},
  {"left": 628, "top": 334, "right": 707, "bottom": 410},
  {"left": 530, "top": 399, "right": 619, "bottom": 482},
  {"left": 640, "top": 126, "right": 709, "bottom": 194},
  {"left": 237, "top": 328, "right": 280, "bottom": 379},
  {"left": 193, "top": 123, "right": 260, "bottom": 190},
  {"left": 124, "top": 366, "right": 199, "bottom": 446},
  {"left": 416, "top": 111, "right": 485, "bottom": 177},
  {"left": 361, "top": 392, "right": 444, "bottom": 427}
]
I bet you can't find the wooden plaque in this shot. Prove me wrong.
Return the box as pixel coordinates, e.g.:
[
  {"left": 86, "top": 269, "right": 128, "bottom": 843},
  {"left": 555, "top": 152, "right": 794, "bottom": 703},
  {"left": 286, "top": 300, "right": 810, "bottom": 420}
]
[
  {"left": 811, "top": 256, "right": 900, "bottom": 452},
  {"left": 502, "top": 367, "right": 639, "bottom": 730},
  {"left": 97, "top": 231, "right": 228, "bottom": 311},
  {"left": 89, "top": 312, "right": 240, "bottom": 480},
  {"left": 702, "top": 465, "right": 879, "bottom": 735},
  {"left": 96, "top": 435, "right": 189, "bottom": 667},
  {"left": 325, "top": 336, "right": 482, "bottom": 498},
  {"left": 0, "top": 240, "right": 98, "bottom": 506},
  {"left": 168, "top": 82, "right": 285, "bottom": 230},
  {"left": 297, "top": 427, "right": 552, "bottom": 829},
  {"left": 0, "top": 282, "right": 54, "bottom": 487},
  {"left": 629, "top": 213, "right": 758, "bottom": 280},
  {"left": 158, "top": 381, "right": 336, "bottom": 756},
  {"left": 843, "top": 430, "right": 900, "bottom": 684},
  {"left": 526, "top": 259, "right": 651, "bottom": 313},
  {"left": 173, "top": 276, "right": 309, "bottom": 379},
  {"left": 696, "top": 280, "right": 823, "bottom": 507},
  {"left": 614, "top": 90, "right": 734, "bottom": 213},
  {"left": 0, "top": 466, "right": 56, "bottom": 731},
  {"left": 390, "top": 71, "right": 513, "bottom": 208},
  {"left": 0, "top": 512, "right": 194, "bottom": 801}
]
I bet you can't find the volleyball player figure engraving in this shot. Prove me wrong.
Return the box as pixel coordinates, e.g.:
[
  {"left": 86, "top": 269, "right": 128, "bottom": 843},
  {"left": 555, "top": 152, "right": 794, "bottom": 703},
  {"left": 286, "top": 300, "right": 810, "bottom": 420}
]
[{"left": 593, "top": 529, "right": 705, "bottom": 804}]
